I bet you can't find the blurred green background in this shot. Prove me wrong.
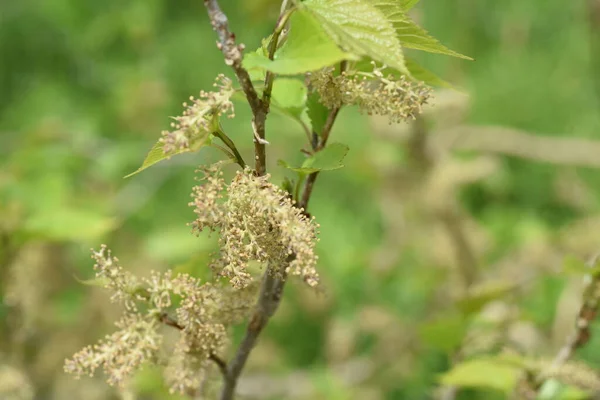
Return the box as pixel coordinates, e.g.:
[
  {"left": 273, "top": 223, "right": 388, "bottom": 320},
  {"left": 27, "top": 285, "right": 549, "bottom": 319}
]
[{"left": 2, "top": 0, "right": 600, "bottom": 399}]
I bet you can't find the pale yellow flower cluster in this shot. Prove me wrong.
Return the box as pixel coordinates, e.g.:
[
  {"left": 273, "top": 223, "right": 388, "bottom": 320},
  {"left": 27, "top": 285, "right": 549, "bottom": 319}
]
[
  {"left": 190, "top": 167, "right": 320, "bottom": 288},
  {"left": 64, "top": 247, "right": 256, "bottom": 394},
  {"left": 64, "top": 313, "right": 161, "bottom": 387},
  {"left": 309, "top": 64, "right": 432, "bottom": 124},
  {"left": 160, "top": 74, "right": 235, "bottom": 154}
]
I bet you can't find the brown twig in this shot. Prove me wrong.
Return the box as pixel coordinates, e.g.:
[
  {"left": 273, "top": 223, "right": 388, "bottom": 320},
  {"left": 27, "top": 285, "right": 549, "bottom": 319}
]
[
  {"left": 203, "top": 2, "right": 307, "bottom": 399},
  {"left": 159, "top": 313, "right": 183, "bottom": 330},
  {"left": 203, "top": 0, "right": 267, "bottom": 175},
  {"left": 299, "top": 61, "right": 347, "bottom": 210},
  {"left": 210, "top": 353, "right": 229, "bottom": 377},
  {"left": 219, "top": 67, "right": 341, "bottom": 400},
  {"left": 375, "top": 123, "right": 600, "bottom": 169},
  {"left": 299, "top": 106, "right": 341, "bottom": 210},
  {"left": 159, "top": 313, "right": 229, "bottom": 380},
  {"left": 220, "top": 260, "right": 289, "bottom": 400},
  {"left": 548, "top": 254, "right": 600, "bottom": 370},
  {"left": 512, "top": 254, "right": 600, "bottom": 398},
  {"left": 261, "top": 8, "right": 294, "bottom": 113}
]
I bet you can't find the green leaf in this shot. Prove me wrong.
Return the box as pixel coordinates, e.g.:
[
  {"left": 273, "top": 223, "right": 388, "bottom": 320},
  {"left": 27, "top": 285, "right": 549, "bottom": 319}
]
[
  {"left": 558, "top": 386, "right": 590, "bottom": 400},
  {"left": 272, "top": 78, "right": 308, "bottom": 117},
  {"left": 562, "top": 255, "right": 600, "bottom": 277},
  {"left": 372, "top": 1, "right": 472, "bottom": 59},
  {"left": 246, "top": 36, "right": 272, "bottom": 82},
  {"left": 306, "top": 92, "right": 330, "bottom": 135},
  {"left": 562, "top": 255, "right": 589, "bottom": 275},
  {"left": 282, "top": 176, "right": 295, "bottom": 195},
  {"left": 419, "top": 314, "right": 468, "bottom": 352},
  {"left": 303, "top": 0, "right": 409, "bottom": 75},
  {"left": 124, "top": 141, "right": 167, "bottom": 178},
  {"left": 303, "top": 142, "right": 349, "bottom": 171},
  {"left": 439, "top": 357, "right": 521, "bottom": 393},
  {"left": 278, "top": 159, "right": 308, "bottom": 173},
  {"left": 406, "top": 57, "right": 453, "bottom": 88},
  {"left": 400, "top": 0, "right": 421, "bottom": 10},
  {"left": 278, "top": 143, "right": 349, "bottom": 174},
  {"left": 247, "top": 50, "right": 267, "bottom": 82},
  {"left": 537, "top": 380, "right": 589, "bottom": 400},
  {"left": 456, "top": 280, "right": 517, "bottom": 315},
  {"left": 124, "top": 132, "right": 211, "bottom": 178},
  {"left": 352, "top": 56, "right": 452, "bottom": 87},
  {"left": 243, "top": 9, "right": 356, "bottom": 75}
]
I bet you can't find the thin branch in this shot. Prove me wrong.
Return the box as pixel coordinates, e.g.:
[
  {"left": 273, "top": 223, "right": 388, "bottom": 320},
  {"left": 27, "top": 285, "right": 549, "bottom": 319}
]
[
  {"left": 208, "top": 2, "right": 298, "bottom": 399},
  {"left": 203, "top": 0, "right": 261, "bottom": 112},
  {"left": 160, "top": 313, "right": 229, "bottom": 380},
  {"left": 262, "top": 8, "right": 295, "bottom": 112},
  {"left": 375, "top": 123, "right": 600, "bottom": 169},
  {"left": 299, "top": 61, "right": 347, "bottom": 210},
  {"left": 159, "top": 313, "right": 183, "bottom": 330},
  {"left": 300, "top": 106, "right": 342, "bottom": 210},
  {"left": 203, "top": 0, "right": 267, "bottom": 175},
  {"left": 512, "top": 254, "right": 600, "bottom": 397},
  {"left": 548, "top": 254, "right": 600, "bottom": 369},
  {"left": 220, "top": 262, "right": 289, "bottom": 400},
  {"left": 210, "top": 353, "right": 229, "bottom": 377},
  {"left": 318, "top": 102, "right": 342, "bottom": 150}
]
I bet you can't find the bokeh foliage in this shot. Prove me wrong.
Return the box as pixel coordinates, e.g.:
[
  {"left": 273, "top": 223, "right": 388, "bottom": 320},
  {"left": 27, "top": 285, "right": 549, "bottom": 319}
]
[{"left": 1, "top": 0, "right": 600, "bottom": 398}]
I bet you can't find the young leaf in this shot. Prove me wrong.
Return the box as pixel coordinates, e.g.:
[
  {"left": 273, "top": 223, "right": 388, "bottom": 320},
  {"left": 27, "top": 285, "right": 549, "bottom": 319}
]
[
  {"left": 124, "top": 141, "right": 168, "bottom": 178},
  {"left": 272, "top": 78, "right": 307, "bottom": 117},
  {"left": 277, "top": 159, "right": 299, "bottom": 171},
  {"left": 419, "top": 313, "right": 468, "bottom": 353},
  {"left": 372, "top": 1, "right": 472, "bottom": 59},
  {"left": 439, "top": 357, "right": 521, "bottom": 393},
  {"left": 243, "top": 9, "right": 356, "bottom": 75},
  {"left": 278, "top": 143, "right": 350, "bottom": 174},
  {"left": 306, "top": 92, "right": 330, "bottom": 135},
  {"left": 456, "top": 280, "right": 517, "bottom": 315},
  {"left": 247, "top": 50, "right": 267, "bottom": 82},
  {"left": 353, "top": 57, "right": 453, "bottom": 88},
  {"left": 400, "top": 0, "right": 421, "bottom": 10},
  {"left": 303, "top": 0, "right": 409, "bottom": 75},
  {"left": 124, "top": 133, "right": 211, "bottom": 178},
  {"left": 405, "top": 57, "right": 453, "bottom": 88},
  {"left": 537, "top": 380, "right": 589, "bottom": 400},
  {"left": 303, "top": 142, "right": 349, "bottom": 171},
  {"left": 562, "top": 255, "right": 600, "bottom": 277}
]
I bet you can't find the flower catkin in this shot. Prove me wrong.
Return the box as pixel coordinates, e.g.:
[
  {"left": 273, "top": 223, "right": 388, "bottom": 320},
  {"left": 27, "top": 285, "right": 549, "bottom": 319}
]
[
  {"left": 309, "top": 64, "right": 432, "bottom": 124},
  {"left": 190, "top": 166, "right": 320, "bottom": 289},
  {"left": 64, "top": 313, "right": 162, "bottom": 387},
  {"left": 65, "top": 247, "right": 256, "bottom": 394},
  {"left": 160, "top": 74, "right": 235, "bottom": 155},
  {"left": 91, "top": 245, "right": 141, "bottom": 311}
]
